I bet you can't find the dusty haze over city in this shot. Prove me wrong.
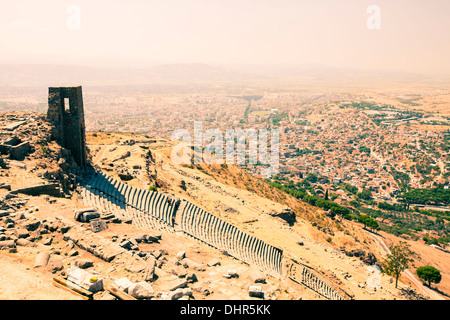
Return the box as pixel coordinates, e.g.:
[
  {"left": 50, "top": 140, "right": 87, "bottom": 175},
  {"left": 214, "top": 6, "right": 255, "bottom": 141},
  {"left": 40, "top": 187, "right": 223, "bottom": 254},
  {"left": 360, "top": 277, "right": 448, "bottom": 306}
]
[{"left": 1, "top": 0, "right": 450, "bottom": 74}]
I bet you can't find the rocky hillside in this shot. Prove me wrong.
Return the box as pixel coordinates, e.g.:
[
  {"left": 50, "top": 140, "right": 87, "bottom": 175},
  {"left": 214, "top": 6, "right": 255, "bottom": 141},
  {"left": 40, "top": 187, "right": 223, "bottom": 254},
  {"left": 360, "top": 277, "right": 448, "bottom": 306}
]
[{"left": 0, "top": 111, "right": 447, "bottom": 300}]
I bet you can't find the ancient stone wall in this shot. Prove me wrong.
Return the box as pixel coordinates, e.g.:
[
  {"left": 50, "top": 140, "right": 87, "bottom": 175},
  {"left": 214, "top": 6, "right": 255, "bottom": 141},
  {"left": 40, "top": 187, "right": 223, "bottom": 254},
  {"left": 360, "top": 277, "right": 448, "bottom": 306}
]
[
  {"left": 178, "top": 200, "right": 283, "bottom": 276},
  {"left": 47, "top": 86, "right": 87, "bottom": 167},
  {"left": 285, "top": 259, "right": 352, "bottom": 300}
]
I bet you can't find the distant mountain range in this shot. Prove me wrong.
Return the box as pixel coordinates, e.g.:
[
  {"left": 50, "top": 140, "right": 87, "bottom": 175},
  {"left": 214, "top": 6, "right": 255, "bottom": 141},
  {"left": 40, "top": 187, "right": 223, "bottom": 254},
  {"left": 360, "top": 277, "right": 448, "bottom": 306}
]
[{"left": 0, "top": 63, "right": 443, "bottom": 87}]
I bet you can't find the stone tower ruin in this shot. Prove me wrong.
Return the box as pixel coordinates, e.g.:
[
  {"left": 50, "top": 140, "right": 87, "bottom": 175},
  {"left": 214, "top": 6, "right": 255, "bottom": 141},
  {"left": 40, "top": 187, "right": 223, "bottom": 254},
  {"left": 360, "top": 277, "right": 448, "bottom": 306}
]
[{"left": 47, "top": 86, "right": 87, "bottom": 167}]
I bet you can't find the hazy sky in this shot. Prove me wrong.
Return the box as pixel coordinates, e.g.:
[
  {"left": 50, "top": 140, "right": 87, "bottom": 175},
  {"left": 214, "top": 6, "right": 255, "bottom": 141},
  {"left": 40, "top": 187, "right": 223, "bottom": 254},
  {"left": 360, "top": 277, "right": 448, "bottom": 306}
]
[{"left": 1, "top": 0, "right": 450, "bottom": 75}]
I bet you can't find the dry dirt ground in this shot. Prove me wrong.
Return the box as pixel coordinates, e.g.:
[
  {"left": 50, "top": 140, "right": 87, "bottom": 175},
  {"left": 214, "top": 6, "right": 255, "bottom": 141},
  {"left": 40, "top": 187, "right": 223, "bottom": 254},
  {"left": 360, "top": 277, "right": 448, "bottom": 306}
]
[
  {"left": 85, "top": 131, "right": 450, "bottom": 300},
  {"left": 1, "top": 126, "right": 448, "bottom": 301},
  {"left": 0, "top": 253, "right": 82, "bottom": 300},
  {"left": 0, "top": 192, "right": 320, "bottom": 301}
]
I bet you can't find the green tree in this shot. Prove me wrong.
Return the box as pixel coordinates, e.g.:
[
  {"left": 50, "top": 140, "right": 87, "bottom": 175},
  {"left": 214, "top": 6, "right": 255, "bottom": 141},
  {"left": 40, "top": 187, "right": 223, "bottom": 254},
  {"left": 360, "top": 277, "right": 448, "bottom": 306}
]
[
  {"left": 381, "top": 241, "right": 419, "bottom": 288},
  {"left": 358, "top": 215, "right": 380, "bottom": 232},
  {"left": 305, "top": 173, "right": 318, "bottom": 183},
  {"left": 416, "top": 266, "right": 442, "bottom": 288},
  {"left": 343, "top": 183, "right": 358, "bottom": 194},
  {"left": 357, "top": 189, "right": 372, "bottom": 200}
]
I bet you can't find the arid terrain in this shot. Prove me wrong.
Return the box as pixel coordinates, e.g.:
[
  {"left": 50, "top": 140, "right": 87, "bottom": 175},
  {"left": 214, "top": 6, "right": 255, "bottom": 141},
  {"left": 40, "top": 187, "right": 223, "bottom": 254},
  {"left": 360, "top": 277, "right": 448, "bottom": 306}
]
[
  {"left": 1, "top": 0, "right": 450, "bottom": 307},
  {"left": 1, "top": 111, "right": 448, "bottom": 300}
]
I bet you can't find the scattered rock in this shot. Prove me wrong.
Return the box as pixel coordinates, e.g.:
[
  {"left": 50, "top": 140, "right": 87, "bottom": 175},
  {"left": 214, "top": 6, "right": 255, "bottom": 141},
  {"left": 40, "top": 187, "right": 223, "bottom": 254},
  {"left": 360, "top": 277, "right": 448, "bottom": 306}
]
[
  {"left": 118, "top": 172, "right": 133, "bottom": 181},
  {"left": 9, "top": 141, "right": 31, "bottom": 160},
  {"left": 47, "top": 255, "right": 64, "bottom": 273},
  {"left": 268, "top": 208, "right": 296, "bottom": 226},
  {"left": 151, "top": 250, "right": 162, "bottom": 259},
  {"left": 249, "top": 285, "right": 264, "bottom": 298},
  {"left": 159, "top": 277, "right": 187, "bottom": 292},
  {"left": 67, "top": 249, "right": 79, "bottom": 257},
  {"left": 0, "top": 210, "right": 10, "bottom": 218},
  {"left": 186, "top": 272, "right": 198, "bottom": 283},
  {"left": 132, "top": 233, "right": 146, "bottom": 243},
  {"left": 226, "top": 269, "right": 239, "bottom": 279},
  {"left": 60, "top": 226, "right": 71, "bottom": 234},
  {"left": 128, "top": 282, "right": 154, "bottom": 299},
  {"left": 43, "top": 221, "right": 58, "bottom": 233},
  {"left": 177, "top": 251, "right": 186, "bottom": 260},
  {"left": 182, "top": 258, "right": 205, "bottom": 271},
  {"left": 119, "top": 240, "right": 134, "bottom": 250},
  {"left": 0, "top": 240, "right": 16, "bottom": 249},
  {"left": 341, "top": 248, "right": 377, "bottom": 265},
  {"left": 90, "top": 219, "right": 107, "bottom": 233},
  {"left": 168, "top": 287, "right": 193, "bottom": 300},
  {"left": 34, "top": 251, "right": 51, "bottom": 267},
  {"left": 28, "top": 230, "right": 41, "bottom": 242},
  {"left": 146, "top": 233, "right": 162, "bottom": 243},
  {"left": 74, "top": 209, "right": 100, "bottom": 223},
  {"left": 125, "top": 259, "right": 147, "bottom": 273},
  {"left": 171, "top": 265, "right": 188, "bottom": 278},
  {"left": 207, "top": 259, "right": 221, "bottom": 267},
  {"left": 250, "top": 271, "right": 266, "bottom": 284},
  {"left": 14, "top": 228, "right": 29, "bottom": 239},
  {"left": 0, "top": 158, "right": 8, "bottom": 170},
  {"left": 144, "top": 256, "right": 157, "bottom": 282},
  {"left": 192, "top": 283, "right": 210, "bottom": 296},
  {"left": 22, "top": 220, "right": 40, "bottom": 231},
  {"left": 114, "top": 277, "right": 134, "bottom": 293},
  {"left": 75, "top": 258, "right": 94, "bottom": 269},
  {"left": 362, "top": 253, "right": 377, "bottom": 265},
  {"left": 221, "top": 250, "right": 230, "bottom": 256}
]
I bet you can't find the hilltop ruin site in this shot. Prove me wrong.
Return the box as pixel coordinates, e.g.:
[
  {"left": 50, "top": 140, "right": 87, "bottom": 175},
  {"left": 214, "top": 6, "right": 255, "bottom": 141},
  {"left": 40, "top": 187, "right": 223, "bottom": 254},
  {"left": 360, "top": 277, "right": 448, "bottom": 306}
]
[{"left": 0, "top": 87, "right": 445, "bottom": 301}]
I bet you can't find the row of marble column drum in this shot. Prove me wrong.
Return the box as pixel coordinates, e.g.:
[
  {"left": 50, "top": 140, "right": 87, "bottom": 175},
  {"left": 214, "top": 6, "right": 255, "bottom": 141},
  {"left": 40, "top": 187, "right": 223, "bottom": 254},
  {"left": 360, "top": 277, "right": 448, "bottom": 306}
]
[
  {"left": 87, "top": 171, "right": 178, "bottom": 229},
  {"left": 81, "top": 171, "right": 348, "bottom": 299},
  {"left": 286, "top": 261, "right": 346, "bottom": 300},
  {"left": 299, "top": 266, "right": 344, "bottom": 300},
  {"left": 80, "top": 184, "right": 174, "bottom": 233},
  {"left": 82, "top": 181, "right": 343, "bottom": 299},
  {"left": 81, "top": 171, "right": 283, "bottom": 276},
  {"left": 179, "top": 201, "right": 283, "bottom": 276}
]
